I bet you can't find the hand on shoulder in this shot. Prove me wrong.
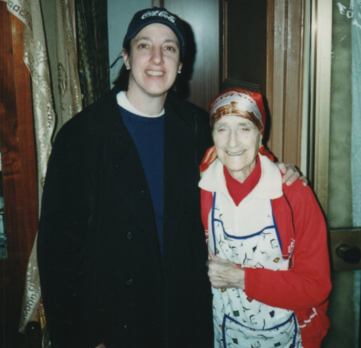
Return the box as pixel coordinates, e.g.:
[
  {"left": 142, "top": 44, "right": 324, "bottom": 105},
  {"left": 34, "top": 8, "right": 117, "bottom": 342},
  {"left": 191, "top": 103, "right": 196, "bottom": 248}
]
[{"left": 276, "top": 162, "right": 308, "bottom": 186}]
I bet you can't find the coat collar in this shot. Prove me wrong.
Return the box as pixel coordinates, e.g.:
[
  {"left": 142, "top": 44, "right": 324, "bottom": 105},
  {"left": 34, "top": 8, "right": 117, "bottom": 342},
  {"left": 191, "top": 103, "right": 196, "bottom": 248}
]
[
  {"left": 106, "top": 90, "right": 194, "bottom": 268},
  {"left": 199, "top": 154, "right": 283, "bottom": 200},
  {"left": 162, "top": 95, "right": 194, "bottom": 264},
  {"left": 106, "top": 88, "right": 163, "bottom": 270}
]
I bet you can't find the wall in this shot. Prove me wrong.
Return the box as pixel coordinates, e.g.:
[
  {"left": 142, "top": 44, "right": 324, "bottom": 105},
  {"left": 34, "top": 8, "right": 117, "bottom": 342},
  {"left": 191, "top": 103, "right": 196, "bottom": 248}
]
[
  {"left": 107, "top": 0, "right": 151, "bottom": 86},
  {"left": 322, "top": 1, "right": 360, "bottom": 347}
]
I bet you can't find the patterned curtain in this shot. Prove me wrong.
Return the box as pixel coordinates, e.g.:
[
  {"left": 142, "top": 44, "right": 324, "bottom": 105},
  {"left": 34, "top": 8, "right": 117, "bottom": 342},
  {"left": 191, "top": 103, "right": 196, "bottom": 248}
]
[
  {"left": 3, "top": 0, "right": 81, "bottom": 347},
  {"left": 44, "top": 0, "right": 83, "bottom": 134},
  {"left": 3, "top": 0, "right": 109, "bottom": 346},
  {"left": 1, "top": 0, "right": 56, "bottom": 212},
  {"left": 2, "top": 0, "right": 57, "bottom": 344},
  {"left": 77, "top": 0, "right": 110, "bottom": 107}
]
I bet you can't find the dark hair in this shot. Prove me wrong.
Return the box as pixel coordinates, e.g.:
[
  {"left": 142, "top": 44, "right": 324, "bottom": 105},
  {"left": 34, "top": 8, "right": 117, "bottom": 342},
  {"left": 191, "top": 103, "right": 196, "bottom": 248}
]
[{"left": 112, "top": 41, "right": 131, "bottom": 90}]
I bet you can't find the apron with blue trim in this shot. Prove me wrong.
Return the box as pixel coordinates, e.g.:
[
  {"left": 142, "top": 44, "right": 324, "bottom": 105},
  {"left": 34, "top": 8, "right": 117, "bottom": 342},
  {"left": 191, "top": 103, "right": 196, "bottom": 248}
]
[{"left": 209, "top": 192, "right": 302, "bottom": 348}]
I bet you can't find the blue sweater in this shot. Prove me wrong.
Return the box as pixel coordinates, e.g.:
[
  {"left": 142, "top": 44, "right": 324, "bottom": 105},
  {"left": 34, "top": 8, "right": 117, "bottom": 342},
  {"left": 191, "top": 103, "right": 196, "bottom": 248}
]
[{"left": 119, "top": 105, "right": 165, "bottom": 252}]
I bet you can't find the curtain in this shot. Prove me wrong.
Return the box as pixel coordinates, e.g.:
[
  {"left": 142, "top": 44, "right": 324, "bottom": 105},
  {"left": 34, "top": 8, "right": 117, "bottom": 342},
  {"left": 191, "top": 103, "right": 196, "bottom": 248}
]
[
  {"left": 2, "top": 0, "right": 56, "bottom": 340},
  {"left": 3, "top": 0, "right": 109, "bottom": 346},
  {"left": 3, "top": 0, "right": 81, "bottom": 346},
  {"left": 48, "top": 0, "right": 83, "bottom": 133},
  {"left": 2, "top": 0, "right": 56, "bottom": 210},
  {"left": 77, "top": 0, "right": 110, "bottom": 107},
  {"left": 20, "top": 0, "right": 82, "bottom": 345}
]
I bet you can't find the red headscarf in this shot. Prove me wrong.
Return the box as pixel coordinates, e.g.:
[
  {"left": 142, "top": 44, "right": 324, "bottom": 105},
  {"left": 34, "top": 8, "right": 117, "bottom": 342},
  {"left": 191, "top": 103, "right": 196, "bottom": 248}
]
[{"left": 200, "top": 87, "right": 273, "bottom": 176}]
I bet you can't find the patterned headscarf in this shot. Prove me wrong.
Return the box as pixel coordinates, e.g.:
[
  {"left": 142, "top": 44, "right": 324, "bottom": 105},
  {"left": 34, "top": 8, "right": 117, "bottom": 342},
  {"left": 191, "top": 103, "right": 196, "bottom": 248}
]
[
  {"left": 200, "top": 88, "right": 272, "bottom": 176},
  {"left": 209, "top": 87, "right": 266, "bottom": 135}
]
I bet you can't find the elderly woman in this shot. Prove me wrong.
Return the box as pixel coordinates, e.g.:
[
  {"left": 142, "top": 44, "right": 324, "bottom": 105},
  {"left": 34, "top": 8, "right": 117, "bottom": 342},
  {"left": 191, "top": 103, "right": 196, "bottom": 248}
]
[{"left": 200, "top": 88, "right": 331, "bottom": 348}]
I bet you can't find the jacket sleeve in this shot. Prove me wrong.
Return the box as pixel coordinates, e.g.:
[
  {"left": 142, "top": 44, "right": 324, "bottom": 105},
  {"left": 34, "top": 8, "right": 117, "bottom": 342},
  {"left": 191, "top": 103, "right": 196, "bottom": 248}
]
[
  {"left": 37, "top": 122, "right": 94, "bottom": 348},
  {"left": 244, "top": 180, "right": 331, "bottom": 310},
  {"left": 192, "top": 105, "right": 213, "bottom": 164},
  {"left": 165, "top": 94, "right": 212, "bottom": 164}
]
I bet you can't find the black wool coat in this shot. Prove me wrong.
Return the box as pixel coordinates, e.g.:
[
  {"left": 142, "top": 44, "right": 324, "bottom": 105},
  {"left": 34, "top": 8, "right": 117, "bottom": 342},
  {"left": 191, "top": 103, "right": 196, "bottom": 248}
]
[{"left": 37, "top": 87, "right": 214, "bottom": 348}]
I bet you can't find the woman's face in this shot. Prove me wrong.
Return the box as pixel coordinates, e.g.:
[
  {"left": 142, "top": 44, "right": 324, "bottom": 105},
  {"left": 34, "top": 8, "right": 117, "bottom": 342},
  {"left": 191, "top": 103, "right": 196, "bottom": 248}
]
[
  {"left": 213, "top": 115, "right": 262, "bottom": 183},
  {"left": 123, "top": 23, "right": 182, "bottom": 101}
]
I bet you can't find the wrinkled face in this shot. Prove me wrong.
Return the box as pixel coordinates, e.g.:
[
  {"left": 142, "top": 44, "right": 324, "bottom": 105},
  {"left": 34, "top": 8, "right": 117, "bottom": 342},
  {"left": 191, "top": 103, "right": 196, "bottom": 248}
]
[
  {"left": 123, "top": 23, "right": 182, "bottom": 101},
  {"left": 213, "top": 115, "right": 262, "bottom": 183}
]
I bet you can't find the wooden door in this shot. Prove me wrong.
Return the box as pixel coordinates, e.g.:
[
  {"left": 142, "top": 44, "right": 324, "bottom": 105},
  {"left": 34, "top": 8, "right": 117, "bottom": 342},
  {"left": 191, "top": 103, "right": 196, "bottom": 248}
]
[
  {"left": 221, "top": 0, "right": 306, "bottom": 166},
  {"left": 154, "top": 0, "right": 306, "bottom": 166},
  {"left": 153, "top": 0, "right": 220, "bottom": 112}
]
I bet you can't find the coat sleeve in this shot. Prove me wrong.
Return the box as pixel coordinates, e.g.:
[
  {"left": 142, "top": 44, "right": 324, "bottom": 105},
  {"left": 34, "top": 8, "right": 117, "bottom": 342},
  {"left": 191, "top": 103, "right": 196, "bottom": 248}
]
[
  {"left": 165, "top": 94, "right": 212, "bottom": 164},
  {"left": 192, "top": 105, "right": 213, "bottom": 164},
  {"left": 244, "top": 181, "right": 331, "bottom": 310},
  {"left": 37, "top": 121, "right": 94, "bottom": 348}
]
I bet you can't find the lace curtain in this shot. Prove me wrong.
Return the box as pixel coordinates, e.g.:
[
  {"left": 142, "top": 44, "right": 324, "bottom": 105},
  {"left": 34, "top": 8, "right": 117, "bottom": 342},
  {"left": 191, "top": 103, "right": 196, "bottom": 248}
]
[
  {"left": 1, "top": 2, "right": 57, "bottom": 342},
  {"left": 1, "top": 1, "right": 82, "bottom": 345},
  {"left": 3, "top": 0, "right": 109, "bottom": 346}
]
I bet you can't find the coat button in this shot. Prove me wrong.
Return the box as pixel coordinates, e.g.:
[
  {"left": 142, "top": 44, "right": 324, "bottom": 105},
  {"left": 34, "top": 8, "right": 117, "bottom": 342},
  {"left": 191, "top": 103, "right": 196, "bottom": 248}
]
[
  {"left": 126, "top": 279, "right": 133, "bottom": 286},
  {"left": 127, "top": 232, "right": 133, "bottom": 240},
  {"left": 123, "top": 325, "right": 130, "bottom": 333}
]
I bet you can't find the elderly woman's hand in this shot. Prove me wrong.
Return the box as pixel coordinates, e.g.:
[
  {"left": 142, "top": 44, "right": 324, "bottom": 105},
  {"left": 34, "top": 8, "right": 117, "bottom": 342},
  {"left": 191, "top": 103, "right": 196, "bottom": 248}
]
[
  {"left": 276, "top": 162, "right": 308, "bottom": 186},
  {"left": 206, "top": 250, "right": 245, "bottom": 289}
]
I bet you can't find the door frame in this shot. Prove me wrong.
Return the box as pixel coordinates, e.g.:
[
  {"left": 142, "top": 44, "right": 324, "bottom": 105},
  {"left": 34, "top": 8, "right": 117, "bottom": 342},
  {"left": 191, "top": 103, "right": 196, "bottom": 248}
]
[
  {"left": 309, "top": 0, "right": 332, "bottom": 211},
  {"left": 220, "top": 0, "right": 307, "bottom": 168},
  {"left": 266, "top": 0, "right": 307, "bottom": 168}
]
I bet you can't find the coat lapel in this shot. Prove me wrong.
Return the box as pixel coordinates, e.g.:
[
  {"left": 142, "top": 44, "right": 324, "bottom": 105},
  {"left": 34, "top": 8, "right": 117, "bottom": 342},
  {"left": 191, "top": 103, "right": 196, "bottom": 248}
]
[
  {"left": 101, "top": 90, "right": 196, "bottom": 271},
  {"left": 103, "top": 92, "right": 162, "bottom": 269},
  {"left": 163, "top": 99, "right": 194, "bottom": 264}
]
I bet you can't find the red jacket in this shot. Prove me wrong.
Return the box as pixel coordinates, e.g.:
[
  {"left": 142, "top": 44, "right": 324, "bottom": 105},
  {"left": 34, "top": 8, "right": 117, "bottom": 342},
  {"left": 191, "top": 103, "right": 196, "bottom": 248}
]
[
  {"left": 245, "top": 180, "right": 331, "bottom": 347},
  {"left": 200, "top": 147, "right": 331, "bottom": 348}
]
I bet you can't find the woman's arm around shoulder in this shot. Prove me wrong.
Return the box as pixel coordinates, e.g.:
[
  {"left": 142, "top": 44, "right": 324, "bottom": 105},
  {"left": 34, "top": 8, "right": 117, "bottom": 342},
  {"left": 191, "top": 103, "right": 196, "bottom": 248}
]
[{"left": 244, "top": 181, "right": 331, "bottom": 310}]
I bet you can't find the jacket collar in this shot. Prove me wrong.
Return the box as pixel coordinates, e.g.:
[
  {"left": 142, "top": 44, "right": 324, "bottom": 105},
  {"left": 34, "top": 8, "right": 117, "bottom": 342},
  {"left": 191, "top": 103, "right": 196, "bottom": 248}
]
[
  {"left": 108, "top": 90, "right": 195, "bottom": 269},
  {"left": 199, "top": 154, "right": 283, "bottom": 200},
  {"left": 107, "top": 89, "right": 163, "bottom": 270},
  {"left": 162, "top": 95, "right": 194, "bottom": 265}
]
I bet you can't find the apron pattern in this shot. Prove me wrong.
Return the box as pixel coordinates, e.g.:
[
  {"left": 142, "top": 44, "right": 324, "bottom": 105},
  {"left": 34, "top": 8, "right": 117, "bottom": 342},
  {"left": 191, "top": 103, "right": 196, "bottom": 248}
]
[{"left": 210, "top": 193, "right": 302, "bottom": 348}]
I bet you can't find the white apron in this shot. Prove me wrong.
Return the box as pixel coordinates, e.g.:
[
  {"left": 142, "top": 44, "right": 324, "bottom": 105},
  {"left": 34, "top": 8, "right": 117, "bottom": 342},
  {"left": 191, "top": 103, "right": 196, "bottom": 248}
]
[{"left": 209, "top": 192, "right": 302, "bottom": 348}]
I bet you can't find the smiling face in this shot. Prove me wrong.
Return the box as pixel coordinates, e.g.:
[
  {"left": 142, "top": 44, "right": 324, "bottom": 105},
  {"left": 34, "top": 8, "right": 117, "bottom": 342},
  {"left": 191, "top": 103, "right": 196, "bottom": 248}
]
[
  {"left": 213, "top": 115, "right": 262, "bottom": 183},
  {"left": 122, "top": 23, "right": 182, "bottom": 105}
]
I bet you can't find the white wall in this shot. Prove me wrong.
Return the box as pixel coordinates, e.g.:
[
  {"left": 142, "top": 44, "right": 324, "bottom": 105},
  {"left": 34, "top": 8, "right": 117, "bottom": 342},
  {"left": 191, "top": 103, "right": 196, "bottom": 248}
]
[{"left": 107, "top": 0, "right": 151, "bottom": 86}]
